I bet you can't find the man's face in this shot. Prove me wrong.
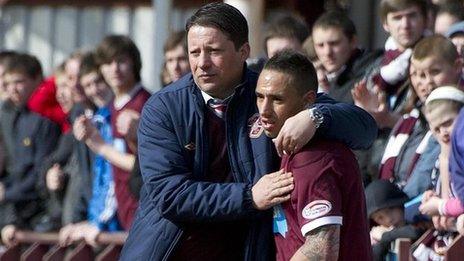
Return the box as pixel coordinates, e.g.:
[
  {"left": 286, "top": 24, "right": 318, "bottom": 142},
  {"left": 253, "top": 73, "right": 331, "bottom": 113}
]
[
  {"left": 55, "top": 75, "right": 74, "bottom": 113},
  {"left": 100, "top": 54, "right": 136, "bottom": 93},
  {"left": 266, "top": 37, "right": 302, "bottom": 58},
  {"left": 410, "top": 56, "right": 462, "bottom": 102},
  {"left": 165, "top": 44, "right": 190, "bottom": 82},
  {"left": 65, "top": 58, "right": 86, "bottom": 103},
  {"left": 256, "top": 69, "right": 312, "bottom": 138},
  {"left": 383, "top": 6, "right": 426, "bottom": 51},
  {"left": 426, "top": 106, "right": 458, "bottom": 145},
  {"left": 4, "top": 72, "right": 39, "bottom": 107},
  {"left": 312, "top": 27, "right": 356, "bottom": 73},
  {"left": 434, "top": 13, "right": 460, "bottom": 35},
  {"left": 80, "top": 71, "right": 113, "bottom": 108},
  {"left": 187, "top": 25, "right": 249, "bottom": 99}
]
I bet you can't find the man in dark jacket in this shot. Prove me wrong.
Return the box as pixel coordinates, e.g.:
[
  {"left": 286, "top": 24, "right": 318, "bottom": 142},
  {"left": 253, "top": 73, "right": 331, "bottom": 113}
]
[
  {"left": 312, "top": 11, "right": 382, "bottom": 104},
  {"left": 121, "top": 3, "right": 377, "bottom": 260},
  {"left": 0, "top": 53, "right": 60, "bottom": 244}
]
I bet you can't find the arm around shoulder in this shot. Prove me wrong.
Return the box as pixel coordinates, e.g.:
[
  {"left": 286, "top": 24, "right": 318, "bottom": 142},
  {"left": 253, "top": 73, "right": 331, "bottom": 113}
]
[{"left": 314, "top": 94, "right": 378, "bottom": 150}]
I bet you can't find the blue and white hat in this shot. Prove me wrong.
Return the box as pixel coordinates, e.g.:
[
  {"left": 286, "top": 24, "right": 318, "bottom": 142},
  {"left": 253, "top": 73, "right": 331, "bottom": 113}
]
[{"left": 446, "top": 21, "right": 464, "bottom": 38}]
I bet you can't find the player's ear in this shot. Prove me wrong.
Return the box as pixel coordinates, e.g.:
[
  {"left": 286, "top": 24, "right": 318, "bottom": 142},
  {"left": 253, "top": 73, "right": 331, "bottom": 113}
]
[{"left": 303, "top": 90, "right": 316, "bottom": 106}]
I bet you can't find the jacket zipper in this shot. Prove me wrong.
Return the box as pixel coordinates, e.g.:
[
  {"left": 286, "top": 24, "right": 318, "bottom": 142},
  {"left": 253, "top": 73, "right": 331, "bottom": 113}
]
[{"left": 162, "top": 230, "right": 183, "bottom": 261}]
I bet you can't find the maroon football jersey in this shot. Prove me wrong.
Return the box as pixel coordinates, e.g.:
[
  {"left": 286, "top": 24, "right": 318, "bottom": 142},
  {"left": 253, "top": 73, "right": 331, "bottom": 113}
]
[
  {"left": 110, "top": 85, "right": 150, "bottom": 230},
  {"left": 274, "top": 140, "right": 372, "bottom": 261}
]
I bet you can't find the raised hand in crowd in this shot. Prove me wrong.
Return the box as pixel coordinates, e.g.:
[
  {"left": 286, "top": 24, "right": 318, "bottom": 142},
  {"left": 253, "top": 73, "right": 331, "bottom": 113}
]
[
  {"left": 432, "top": 215, "right": 456, "bottom": 232},
  {"left": 73, "top": 115, "right": 105, "bottom": 154},
  {"left": 0, "top": 225, "right": 17, "bottom": 247},
  {"left": 116, "top": 109, "right": 140, "bottom": 152},
  {"left": 370, "top": 225, "right": 392, "bottom": 245},
  {"left": 46, "top": 164, "right": 65, "bottom": 191},
  {"left": 352, "top": 80, "right": 399, "bottom": 129},
  {"left": 73, "top": 113, "right": 135, "bottom": 172},
  {"left": 419, "top": 194, "right": 442, "bottom": 216},
  {"left": 457, "top": 214, "right": 464, "bottom": 235},
  {"left": 59, "top": 222, "right": 100, "bottom": 247}
]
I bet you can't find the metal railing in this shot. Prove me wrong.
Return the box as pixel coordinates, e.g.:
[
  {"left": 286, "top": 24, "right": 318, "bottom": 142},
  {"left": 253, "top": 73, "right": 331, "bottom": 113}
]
[{"left": 0, "top": 230, "right": 127, "bottom": 261}]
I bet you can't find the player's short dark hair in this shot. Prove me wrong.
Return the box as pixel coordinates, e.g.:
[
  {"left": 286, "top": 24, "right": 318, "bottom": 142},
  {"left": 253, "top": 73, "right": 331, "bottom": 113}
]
[{"left": 263, "top": 50, "right": 318, "bottom": 94}]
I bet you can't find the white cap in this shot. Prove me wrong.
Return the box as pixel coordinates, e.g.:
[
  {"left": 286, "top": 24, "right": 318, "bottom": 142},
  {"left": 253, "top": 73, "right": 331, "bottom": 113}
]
[{"left": 425, "top": 86, "right": 464, "bottom": 106}]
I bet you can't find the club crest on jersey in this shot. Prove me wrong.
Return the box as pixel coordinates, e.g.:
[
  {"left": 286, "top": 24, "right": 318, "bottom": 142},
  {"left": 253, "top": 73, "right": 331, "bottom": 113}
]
[
  {"left": 248, "top": 113, "right": 264, "bottom": 138},
  {"left": 302, "top": 200, "right": 332, "bottom": 220}
]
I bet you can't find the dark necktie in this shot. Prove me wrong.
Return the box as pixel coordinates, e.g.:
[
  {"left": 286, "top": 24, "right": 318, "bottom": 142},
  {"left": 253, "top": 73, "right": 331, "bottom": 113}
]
[{"left": 207, "top": 98, "right": 227, "bottom": 119}]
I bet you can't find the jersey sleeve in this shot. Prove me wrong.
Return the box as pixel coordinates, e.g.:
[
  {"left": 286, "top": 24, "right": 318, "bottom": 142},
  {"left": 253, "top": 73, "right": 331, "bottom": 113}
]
[{"left": 296, "top": 167, "right": 342, "bottom": 237}]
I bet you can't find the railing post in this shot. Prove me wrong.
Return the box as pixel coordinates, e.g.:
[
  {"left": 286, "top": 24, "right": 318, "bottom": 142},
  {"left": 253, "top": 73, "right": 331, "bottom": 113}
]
[
  {"left": 96, "top": 244, "right": 122, "bottom": 261},
  {"left": 0, "top": 245, "right": 21, "bottom": 261},
  {"left": 65, "top": 242, "right": 93, "bottom": 261},
  {"left": 395, "top": 238, "right": 412, "bottom": 261},
  {"left": 20, "top": 242, "right": 49, "bottom": 261},
  {"left": 445, "top": 234, "right": 464, "bottom": 260},
  {"left": 43, "top": 245, "right": 66, "bottom": 261}
]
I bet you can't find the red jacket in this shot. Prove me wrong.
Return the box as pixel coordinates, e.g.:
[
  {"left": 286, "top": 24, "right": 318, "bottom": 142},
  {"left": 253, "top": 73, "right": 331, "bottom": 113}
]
[{"left": 28, "top": 76, "right": 70, "bottom": 133}]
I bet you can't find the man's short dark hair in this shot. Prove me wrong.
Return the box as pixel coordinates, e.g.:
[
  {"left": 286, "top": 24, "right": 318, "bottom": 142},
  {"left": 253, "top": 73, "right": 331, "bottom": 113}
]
[
  {"left": 164, "top": 31, "right": 187, "bottom": 54},
  {"left": 185, "top": 2, "right": 248, "bottom": 50},
  {"left": 312, "top": 11, "right": 357, "bottom": 40},
  {"left": 379, "top": 0, "right": 428, "bottom": 23},
  {"left": 263, "top": 50, "right": 318, "bottom": 94},
  {"left": 3, "top": 53, "right": 43, "bottom": 80},
  {"left": 95, "top": 35, "right": 142, "bottom": 82},
  {"left": 264, "top": 14, "right": 309, "bottom": 46}
]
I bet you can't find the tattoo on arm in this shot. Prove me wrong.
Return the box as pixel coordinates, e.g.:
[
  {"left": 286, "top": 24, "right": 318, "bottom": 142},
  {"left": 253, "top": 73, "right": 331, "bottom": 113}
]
[{"left": 299, "top": 225, "right": 340, "bottom": 261}]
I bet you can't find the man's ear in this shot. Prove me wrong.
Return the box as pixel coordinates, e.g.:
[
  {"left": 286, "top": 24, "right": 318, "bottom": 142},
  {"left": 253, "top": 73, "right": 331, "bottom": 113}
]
[
  {"left": 304, "top": 90, "right": 317, "bottom": 106},
  {"left": 350, "top": 35, "right": 358, "bottom": 50},
  {"left": 239, "top": 42, "right": 251, "bottom": 61},
  {"left": 382, "top": 21, "right": 391, "bottom": 34}
]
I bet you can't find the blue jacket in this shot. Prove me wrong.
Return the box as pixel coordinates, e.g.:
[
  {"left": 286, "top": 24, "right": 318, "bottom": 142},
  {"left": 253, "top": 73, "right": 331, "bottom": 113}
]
[{"left": 121, "top": 69, "right": 377, "bottom": 261}]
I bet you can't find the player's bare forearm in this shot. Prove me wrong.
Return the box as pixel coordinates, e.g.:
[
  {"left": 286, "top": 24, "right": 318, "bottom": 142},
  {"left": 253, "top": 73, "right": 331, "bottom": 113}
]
[{"left": 290, "top": 225, "right": 340, "bottom": 261}]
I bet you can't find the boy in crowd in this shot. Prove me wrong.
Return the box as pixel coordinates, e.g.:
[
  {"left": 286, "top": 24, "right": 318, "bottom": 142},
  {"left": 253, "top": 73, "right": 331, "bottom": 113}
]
[
  {"left": 163, "top": 31, "right": 190, "bottom": 85},
  {"left": 59, "top": 52, "right": 120, "bottom": 247},
  {"left": 400, "top": 35, "right": 463, "bottom": 197},
  {"left": 255, "top": 50, "right": 371, "bottom": 260},
  {"left": 34, "top": 64, "right": 77, "bottom": 232},
  {"left": 366, "top": 180, "right": 427, "bottom": 259},
  {"left": 95, "top": 35, "right": 150, "bottom": 230},
  {"left": 0, "top": 53, "right": 61, "bottom": 245},
  {"left": 419, "top": 86, "right": 464, "bottom": 221}
]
